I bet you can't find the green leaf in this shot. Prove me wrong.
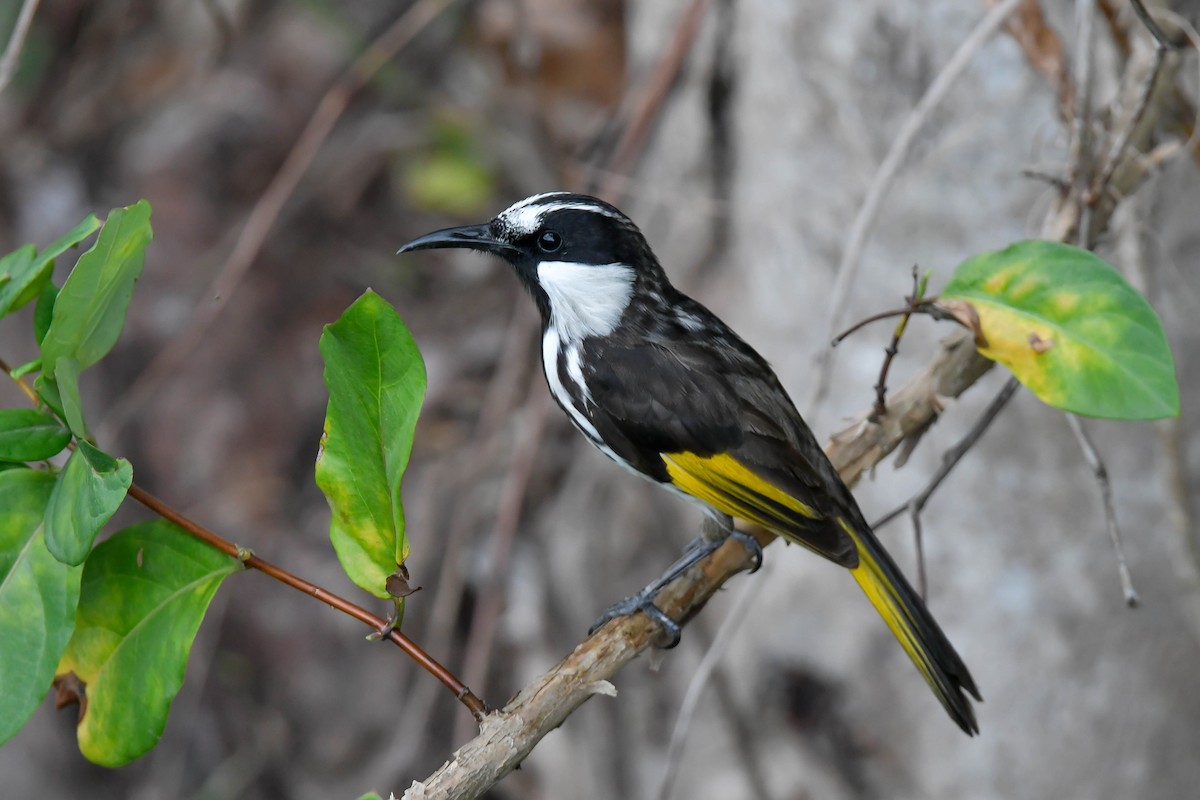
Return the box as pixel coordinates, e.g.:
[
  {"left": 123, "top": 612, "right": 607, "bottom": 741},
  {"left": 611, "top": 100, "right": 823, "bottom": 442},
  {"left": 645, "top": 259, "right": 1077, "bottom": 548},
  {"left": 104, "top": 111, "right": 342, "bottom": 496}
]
[
  {"left": 32, "top": 214, "right": 102, "bottom": 277},
  {"left": 940, "top": 240, "right": 1179, "bottom": 420},
  {"left": 316, "top": 290, "right": 426, "bottom": 599},
  {"left": 0, "top": 409, "right": 71, "bottom": 462},
  {"left": 56, "top": 520, "right": 240, "bottom": 766},
  {"left": 54, "top": 357, "right": 88, "bottom": 439},
  {"left": 34, "top": 280, "right": 58, "bottom": 347},
  {"left": 40, "top": 201, "right": 152, "bottom": 376},
  {"left": 0, "top": 245, "right": 37, "bottom": 318},
  {"left": 0, "top": 215, "right": 99, "bottom": 320},
  {"left": 44, "top": 441, "right": 133, "bottom": 566},
  {"left": 0, "top": 469, "right": 82, "bottom": 746}
]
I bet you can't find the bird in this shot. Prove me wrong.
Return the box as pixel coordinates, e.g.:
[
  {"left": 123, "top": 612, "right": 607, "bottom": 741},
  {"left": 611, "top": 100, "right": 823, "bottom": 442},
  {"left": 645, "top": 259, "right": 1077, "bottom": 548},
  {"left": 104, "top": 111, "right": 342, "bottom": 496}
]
[{"left": 397, "top": 191, "right": 981, "bottom": 734}]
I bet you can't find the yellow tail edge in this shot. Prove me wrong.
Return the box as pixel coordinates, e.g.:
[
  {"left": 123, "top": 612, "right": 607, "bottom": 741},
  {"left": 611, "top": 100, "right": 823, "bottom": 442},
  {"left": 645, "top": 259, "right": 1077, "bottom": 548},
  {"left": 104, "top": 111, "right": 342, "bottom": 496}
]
[{"left": 841, "top": 518, "right": 981, "bottom": 735}]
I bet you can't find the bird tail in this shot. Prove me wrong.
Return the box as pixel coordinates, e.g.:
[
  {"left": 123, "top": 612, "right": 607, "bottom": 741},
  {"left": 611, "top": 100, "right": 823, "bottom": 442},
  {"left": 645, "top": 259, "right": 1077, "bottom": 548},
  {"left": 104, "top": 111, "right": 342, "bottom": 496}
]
[{"left": 839, "top": 517, "right": 982, "bottom": 735}]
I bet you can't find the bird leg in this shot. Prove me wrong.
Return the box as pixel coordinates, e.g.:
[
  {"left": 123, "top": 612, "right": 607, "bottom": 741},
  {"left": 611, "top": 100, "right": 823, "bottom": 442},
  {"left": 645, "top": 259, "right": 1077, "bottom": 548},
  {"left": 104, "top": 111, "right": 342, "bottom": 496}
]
[{"left": 588, "top": 514, "right": 763, "bottom": 647}]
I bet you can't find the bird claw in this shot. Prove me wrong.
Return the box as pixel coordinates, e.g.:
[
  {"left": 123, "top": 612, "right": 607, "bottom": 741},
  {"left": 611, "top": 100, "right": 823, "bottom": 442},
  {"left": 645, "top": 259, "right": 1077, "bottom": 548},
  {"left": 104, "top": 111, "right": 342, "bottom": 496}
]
[
  {"left": 731, "top": 529, "right": 764, "bottom": 574},
  {"left": 589, "top": 592, "right": 681, "bottom": 649}
]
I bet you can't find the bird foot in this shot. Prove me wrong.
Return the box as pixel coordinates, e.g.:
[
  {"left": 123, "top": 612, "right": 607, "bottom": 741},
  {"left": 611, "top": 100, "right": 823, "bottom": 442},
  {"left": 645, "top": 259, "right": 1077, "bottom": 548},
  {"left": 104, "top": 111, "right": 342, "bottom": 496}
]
[
  {"left": 730, "top": 529, "right": 764, "bottom": 574},
  {"left": 589, "top": 591, "right": 681, "bottom": 649}
]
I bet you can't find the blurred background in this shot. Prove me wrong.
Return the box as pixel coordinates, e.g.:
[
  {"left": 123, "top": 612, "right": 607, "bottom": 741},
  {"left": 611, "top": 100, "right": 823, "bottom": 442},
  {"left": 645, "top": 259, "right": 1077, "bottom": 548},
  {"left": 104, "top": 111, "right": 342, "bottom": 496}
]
[{"left": 2, "top": 1, "right": 1199, "bottom": 798}]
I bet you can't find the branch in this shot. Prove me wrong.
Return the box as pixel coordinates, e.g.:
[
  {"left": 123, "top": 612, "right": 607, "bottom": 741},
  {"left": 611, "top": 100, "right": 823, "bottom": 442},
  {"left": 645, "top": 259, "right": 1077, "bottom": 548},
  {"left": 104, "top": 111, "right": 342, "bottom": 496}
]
[
  {"left": 870, "top": 267, "right": 926, "bottom": 421},
  {"left": 1065, "top": 415, "right": 1140, "bottom": 606}
]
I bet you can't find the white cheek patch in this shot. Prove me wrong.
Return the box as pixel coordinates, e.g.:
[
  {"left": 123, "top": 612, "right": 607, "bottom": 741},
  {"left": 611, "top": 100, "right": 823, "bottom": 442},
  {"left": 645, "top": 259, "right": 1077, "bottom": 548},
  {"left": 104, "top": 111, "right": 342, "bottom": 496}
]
[{"left": 537, "top": 261, "right": 635, "bottom": 341}]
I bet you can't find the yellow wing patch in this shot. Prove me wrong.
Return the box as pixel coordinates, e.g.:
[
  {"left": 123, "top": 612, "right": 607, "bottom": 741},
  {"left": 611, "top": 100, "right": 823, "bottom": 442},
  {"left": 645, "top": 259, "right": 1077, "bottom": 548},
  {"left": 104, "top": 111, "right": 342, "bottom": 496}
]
[{"left": 661, "top": 451, "right": 818, "bottom": 530}]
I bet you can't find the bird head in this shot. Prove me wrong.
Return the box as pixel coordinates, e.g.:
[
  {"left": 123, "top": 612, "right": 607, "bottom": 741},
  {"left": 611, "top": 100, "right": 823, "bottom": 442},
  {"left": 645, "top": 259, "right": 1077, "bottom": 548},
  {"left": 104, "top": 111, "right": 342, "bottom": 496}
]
[{"left": 398, "top": 192, "right": 668, "bottom": 339}]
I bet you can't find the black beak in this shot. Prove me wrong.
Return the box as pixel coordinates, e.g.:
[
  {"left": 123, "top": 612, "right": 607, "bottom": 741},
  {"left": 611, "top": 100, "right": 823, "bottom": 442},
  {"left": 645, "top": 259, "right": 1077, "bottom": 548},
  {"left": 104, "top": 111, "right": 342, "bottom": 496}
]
[{"left": 396, "top": 223, "right": 517, "bottom": 257}]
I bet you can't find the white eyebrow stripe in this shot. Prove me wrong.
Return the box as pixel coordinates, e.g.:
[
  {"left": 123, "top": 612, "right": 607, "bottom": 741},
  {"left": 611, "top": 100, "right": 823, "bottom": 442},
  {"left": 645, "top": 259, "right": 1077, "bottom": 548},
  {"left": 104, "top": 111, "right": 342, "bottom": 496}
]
[{"left": 497, "top": 195, "right": 624, "bottom": 236}]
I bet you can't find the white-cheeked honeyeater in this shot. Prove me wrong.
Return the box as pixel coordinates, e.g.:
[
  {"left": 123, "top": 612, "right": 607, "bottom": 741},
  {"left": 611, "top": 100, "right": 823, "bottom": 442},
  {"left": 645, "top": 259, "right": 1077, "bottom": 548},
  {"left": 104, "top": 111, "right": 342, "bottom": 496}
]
[{"left": 398, "top": 192, "right": 981, "bottom": 735}]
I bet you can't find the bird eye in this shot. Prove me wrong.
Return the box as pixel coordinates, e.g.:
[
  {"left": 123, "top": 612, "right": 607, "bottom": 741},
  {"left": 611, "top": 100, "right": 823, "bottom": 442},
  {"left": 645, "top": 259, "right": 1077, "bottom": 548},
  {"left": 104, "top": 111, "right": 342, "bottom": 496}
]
[{"left": 537, "top": 230, "right": 563, "bottom": 253}]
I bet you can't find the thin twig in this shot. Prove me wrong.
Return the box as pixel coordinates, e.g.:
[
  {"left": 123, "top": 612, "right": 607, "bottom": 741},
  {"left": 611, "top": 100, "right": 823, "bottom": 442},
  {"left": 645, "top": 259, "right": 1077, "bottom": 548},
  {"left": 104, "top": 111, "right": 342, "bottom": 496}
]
[
  {"left": 1071, "top": 0, "right": 1098, "bottom": 247},
  {"left": 1089, "top": 7, "right": 1170, "bottom": 206},
  {"left": 98, "top": 0, "right": 454, "bottom": 441},
  {"left": 657, "top": 571, "right": 768, "bottom": 800},
  {"left": 1065, "top": 414, "right": 1140, "bottom": 607},
  {"left": 830, "top": 305, "right": 931, "bottom": 347},
  {"left": 809, "top": 0, "right": 1025, "bottom": 420},
  {"left": 0, "top": 0, "right": 40, "bottom": 95},
  {"left": 910, "top": 506, "right": 928, "bottom": 600},
  {"left": 1129, "top": 0, "right": 1174, "bottom": 49},
  {"left": 871, "top": 267, "right": 922, "bottom": 421},
  {"left": 872, "top": 376, "right": 1021, "bottom": 597},
  {"left": 128, "top": 484, "right": 488, "bottom": 714}
]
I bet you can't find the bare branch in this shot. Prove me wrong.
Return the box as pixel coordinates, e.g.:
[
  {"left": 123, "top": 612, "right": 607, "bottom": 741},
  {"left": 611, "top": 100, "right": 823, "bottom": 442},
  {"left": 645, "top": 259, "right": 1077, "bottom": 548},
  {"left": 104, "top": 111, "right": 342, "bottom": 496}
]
[
  {"left": 827, "top": 332, "right": 995, "bottom": 488},
  {"left": 1129, "top": 0, "right": 1174, "bottom": 50},
  {"left": 871, "top": 267, "right": 925, "bottom": 421},
  {"left": 1065, "top": 414, "right": 1140, "bottom": 607},
  {"left": 1090, "top": 11, "right": 1172, "bottom": 207},
  {"left": 402, "top": 530, "right": 764, "bottom": 800},
  {"left": 1070, "top": 0, "right": 1098, "bottom": 246}
]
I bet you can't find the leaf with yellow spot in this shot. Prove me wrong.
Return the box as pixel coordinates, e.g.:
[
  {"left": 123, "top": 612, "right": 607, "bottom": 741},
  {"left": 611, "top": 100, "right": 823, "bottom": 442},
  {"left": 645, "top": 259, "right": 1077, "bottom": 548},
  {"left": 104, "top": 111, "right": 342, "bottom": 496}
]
[
  {"left": 316, "top": 291, "right": 425, "bottom": 600},
  {"left": 55, "top": 520, "right": 239, "bottom": 766},
  {"left": 940, "top": 240, "right": 1178, "bottom": 420}
]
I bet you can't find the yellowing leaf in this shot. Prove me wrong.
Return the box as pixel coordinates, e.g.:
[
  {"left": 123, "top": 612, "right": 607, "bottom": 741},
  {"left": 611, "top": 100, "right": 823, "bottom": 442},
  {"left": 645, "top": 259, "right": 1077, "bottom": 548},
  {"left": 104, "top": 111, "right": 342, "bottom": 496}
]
[
  {"left": 56, "top": 521, "right": 239, "bottom": 766},
  {"left": 940, "top": 241, "right": 1178, "bottom": 420},
  {"left": 316, "top": 291, "right": 426, "bottom": 599}
]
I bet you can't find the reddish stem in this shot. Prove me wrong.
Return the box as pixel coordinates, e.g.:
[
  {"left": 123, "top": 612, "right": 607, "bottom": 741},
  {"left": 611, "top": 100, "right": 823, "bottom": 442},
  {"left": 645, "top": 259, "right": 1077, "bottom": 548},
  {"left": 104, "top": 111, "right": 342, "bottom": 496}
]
[{"left": 126, "top": 483, "right": 487, "bottom": 719}]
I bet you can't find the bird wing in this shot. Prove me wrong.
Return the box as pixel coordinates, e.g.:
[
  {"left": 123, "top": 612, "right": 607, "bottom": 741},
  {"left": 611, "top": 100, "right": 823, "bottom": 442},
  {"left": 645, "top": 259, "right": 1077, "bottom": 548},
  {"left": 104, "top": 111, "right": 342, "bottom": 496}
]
[{"left": 581, "top": 312, "right": 858, "bottom": 567}]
